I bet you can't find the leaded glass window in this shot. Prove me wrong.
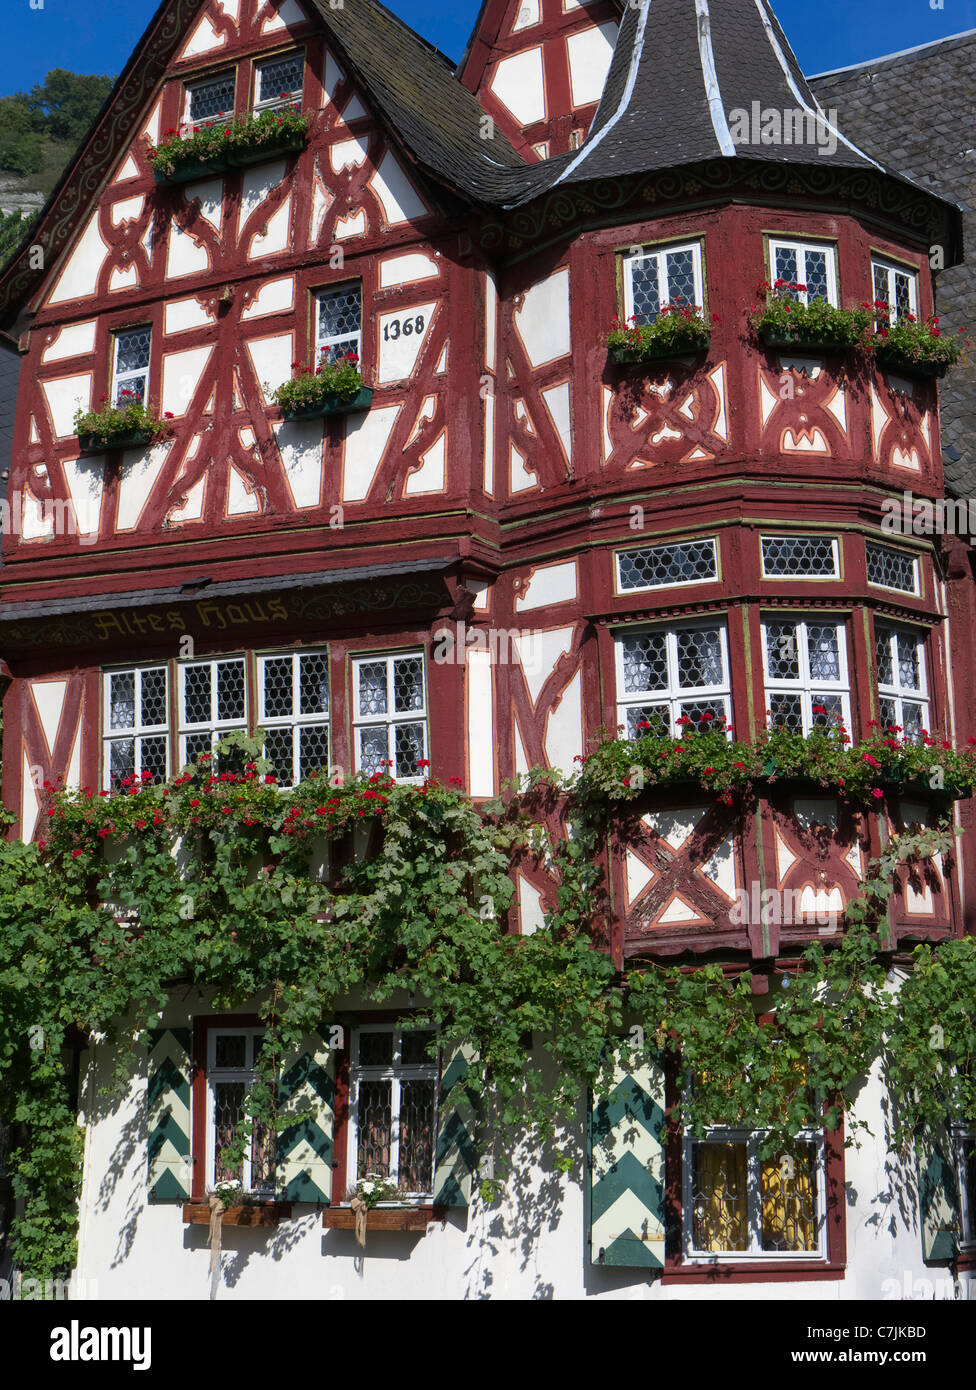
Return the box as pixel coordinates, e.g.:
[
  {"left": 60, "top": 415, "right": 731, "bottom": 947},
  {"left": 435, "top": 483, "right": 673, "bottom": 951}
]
[
  {"left": 624, "top": 241, "right": 704, "bottom": 325},
  {"left": 112, "top": 327, "right": 151, "bottom": 408},
  {"left": 761, "top": 618, "right": 851, "bottom": 735},
  {"left": 685, "top": 1131, "right": 825, "bottom": 1258},
  {"left": 207, "top": 1028, "right": 273, "bottom": 1195},
  {"left": 768, "top": 240, "right": 838, "bottom": 306},
  {"left": 615, "top": 622, "right": 731, "bottom": 739},
  {"left": 257, "top": 649, "right": 330, "bottom": 788},
  {"left": 102, "top": 665, "right": 169, "bottom": 789},
  {"left": 875, "top": 624, "right": 929, "bottom": 743},
  {"left": 254, "top": 51, "right": 304, "bottom": 112},
  {"left": 186, "top": 73, "right": 235, "bottom": 125},
  {"left": 316, "top": 283, "right": 362, "bottom": 365},
  {"left": 353, "top": 651, "right": 427, "bottom": 780},
  {"left": 349, "top": 1025, "right": 438, "bottom": 1198},
  {"left": 866, "top": 542, "right": 919, "bottom": 595},
  {"left": 178, "top": 657, "right": 247, "bottom": 770},
  {"left": 761, "top": 535, "right": 839, "bottom": 579},
  {"left": 956, "top": 1127, "right": 976, "bottom": 1249},
  {"left": 617, "top": 538, "right": 718, "bottom": 593},
  {"left": 872, "top": 259, "right": 919, "bottom": 323}
]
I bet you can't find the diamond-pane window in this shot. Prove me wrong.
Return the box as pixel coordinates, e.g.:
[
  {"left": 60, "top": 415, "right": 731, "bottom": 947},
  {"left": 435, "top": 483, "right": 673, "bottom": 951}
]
[
  {"left": 762, "top": 618, "right": 850, "bottom": 735},
  {"left": 112, "top": 327, "right": 151, "bottom": 407},
  {"left": 257, "top": 650, "right": 330, "bottom": 787},
  {"left": 769, "top": 240, "right": 837, "bottom": 306},
  {"left": 616, "top": 622, "right": 731, "bottom": 738},
  {"left": 208, "top": 1029, "right": 273, "bottom": 1195},
  {"left": 102, "top": 665, "right": 169, "bottom": 789},
  {"left": 624, "top": 241, "right": 704, "bottom": 325},
  {"left": 316, "top": 284, "right": 362, "bottom": 365},
  {"left": 685, "top": 1131, "right": 824, "bottom": 1259},
  {"left": 353, "top": 651, "right": 428, "bottom": 780},
  {"left": 871, "top": 259, "right": 919, "bottom": 324},
  {"left": 255, "top": 51, "right": 304, "bottom": 111},
  {"left": 617, "top": 538, "right": 718, "bottom": 592},
  {"left": 187, "top": 74, "right": 235, "bottom": 125},
  {"left": 761, "top": 535, "right": 839, "bottom": 578},
  {"left": 866, "top": 542, "right": 919, "bottom": 595},
  {"left": 349, "top": 1025, "right": 438, "bottom": 1198},
  {"left": 875, "top": 624, "right": 929, "bottom": 743},
  {"left": 178, "top": 658, "right": 247, "bottom": 770}
]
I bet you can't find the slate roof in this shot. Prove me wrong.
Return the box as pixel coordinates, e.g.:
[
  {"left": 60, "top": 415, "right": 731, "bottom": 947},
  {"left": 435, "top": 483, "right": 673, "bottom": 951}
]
[{"left": 811, "top": 30, "right": 976, "bottom": 499}]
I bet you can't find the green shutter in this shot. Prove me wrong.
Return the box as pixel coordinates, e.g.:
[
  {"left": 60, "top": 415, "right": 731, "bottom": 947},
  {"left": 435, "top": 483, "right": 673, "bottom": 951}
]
[
  {"left": 919, "top": 1127, "right": 960, "bottom": 1264},
  {"left": 432, "top": 1041, "right": 479, "bottom": 1207},
  {"left": 589, "top": 1049, "right": 667, "bottom": 1267},
  {"left": 275, "top": 1029, "right": 336, "bottom": 1203},
  {"left": 146, "top": 1028, "right": 192, "bottom": 1202}
]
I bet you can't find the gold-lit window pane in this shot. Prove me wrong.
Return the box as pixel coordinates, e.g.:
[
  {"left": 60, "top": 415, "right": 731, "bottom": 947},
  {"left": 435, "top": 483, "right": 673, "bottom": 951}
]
[
  {"left": 761, "top": 1145, "right": 819, "bottom": 1252},
  {"left": 692, "top": 1141, "right": 749, "bottom": 1252}
]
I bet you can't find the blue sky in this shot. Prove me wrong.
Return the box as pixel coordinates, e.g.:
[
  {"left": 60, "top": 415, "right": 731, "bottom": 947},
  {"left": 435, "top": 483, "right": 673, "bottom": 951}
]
[{"left": 1, "top": 0, "right": 974, "bottom": 95}]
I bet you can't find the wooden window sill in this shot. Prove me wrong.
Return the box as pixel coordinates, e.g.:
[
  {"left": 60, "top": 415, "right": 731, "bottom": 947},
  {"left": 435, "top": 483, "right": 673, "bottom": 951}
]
[
  {"left": 183, "top": 1202, "right": 292, "bottom": 1228},
  {"left": 322, "top": 1205, "right": 443, "bottom": 1232},
  {"left": 663, "top": 1259, "right": 845, "bottom": 1284}
]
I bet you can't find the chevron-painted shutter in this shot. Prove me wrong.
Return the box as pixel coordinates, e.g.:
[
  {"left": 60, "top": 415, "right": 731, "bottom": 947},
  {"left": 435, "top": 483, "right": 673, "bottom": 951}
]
[
  {"left": 432, "top": 1041, "right": 479, "bottom": 1207},
  {"left": 275, "top": 1029, "right": 336, "bottom": 1203},
  {"left": 146, "top": 1028, "right": 192, "bottom": 1202},
  {"left": 588, "top": 1049, "right": 667, "bottom": 1267},
  {"left": 919, "top": 1127, "right": 960, "bottom": 1264}
]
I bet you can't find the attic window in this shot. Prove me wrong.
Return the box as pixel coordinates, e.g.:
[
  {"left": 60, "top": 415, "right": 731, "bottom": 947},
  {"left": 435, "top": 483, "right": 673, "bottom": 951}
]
[
  {"left": 254, "top": 51, "right": 305, "bottom": 113},
  {"left": 186, "top": 72, "right": 236, "bottom": 125},
  {"left": 623, "top": 242, "right": 704, "bottom": 326},
  {"left": 112, "top": 327, "right": 151, "bottom": 407},
  {"left": 316, "top": 283, "right": 362, "bottom": 365}
]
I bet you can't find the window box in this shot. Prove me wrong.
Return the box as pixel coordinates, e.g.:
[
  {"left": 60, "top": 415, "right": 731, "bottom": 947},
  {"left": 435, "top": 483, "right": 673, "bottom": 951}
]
[
  {"left": 609, "top": 338, "right": 708, "bottom": 366},
  {"left": 281, "top": 386, "right": 373, "bottom": 420},
  {"left": 875, "top": 346, "right": 947, "bottom": 380},
  {"left": 182, "top": 1202, "right": 290, "bottom": 1227},
  {"left": 77, "top": 429, "right": 156, "bottom": 453},
  {"left": 227, "top": 132, "right": 305, "bottom": 167},
  {"left": 154, "top": 154, "right": 231, "bottom": 185},
  {"left": 757, "top": 325, "right": 853, "bottom": 354},
  {"left": 321, "top": 1205, "right": 437, "bottom": 1232}
]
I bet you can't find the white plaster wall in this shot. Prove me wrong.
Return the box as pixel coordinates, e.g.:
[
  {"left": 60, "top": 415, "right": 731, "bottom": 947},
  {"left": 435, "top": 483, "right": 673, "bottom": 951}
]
[{"left": 69, "top": 1000, "right": 973, "bottom": 1303}]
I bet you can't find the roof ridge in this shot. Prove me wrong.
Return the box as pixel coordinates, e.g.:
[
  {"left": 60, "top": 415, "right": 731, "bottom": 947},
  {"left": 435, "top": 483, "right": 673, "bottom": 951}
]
[{"left": 810, "top": 26, "right": 976, "bottom": 79}]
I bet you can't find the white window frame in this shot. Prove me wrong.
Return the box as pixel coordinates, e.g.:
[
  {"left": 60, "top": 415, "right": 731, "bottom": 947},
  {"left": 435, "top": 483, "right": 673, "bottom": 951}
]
[
  {"left": 761, "top": 617, "right": 852, "bottom": 736},
  {"left": 315, "top": 282, "right": 362, "bottom": 364},
  {"left": 865, "top": 541, "right": 920, "bottom": 597},
  {"left": 352, "top": 650, "right": 428, "bottom": 782},
  {"left": 682, "top": 1126, "right": 827, "bottom": 1263},
  {"left": 955, "top": 1125, "right": 976, "bottom": 1251},
  {"left": 760, "top": 534, "right": 840, "bottom": 580},
  {"left": 872, "top": 257, "right": 919, "bottom": 322},
  {"left": 206, "top": 1027, "right": 273, "bottom": 1196},
  {"left": 183, "top": 71, "right": 236, "bottom": 130},
  {"left": 101, "top": 664, "right": 170, "bottom": 790},
  {"left": 257, "top": 649, "right": 331, "bottom": 789},
  {"left": 768, "top": 239, "right": 839, "bottom": 307},
  {"left": 253, "top": 49, "right": 305, "bottom": 114},
  {"left": 614, "top": 620, "right": 732, "bottom": 739},
  {"left": 875, "top": 623, "right": 930, "bottom": 738},
  {"left": 111, "top": 327, "right": 151, "bottom": 408},
  {"left": 623, "top": 240, "right": 705, "bottom": 324},
  {"left": 615, "top": 537, "right": 719, "bottom": 595},
  {"left": 178, "top": 656, "right": 248, "bottom": 768},
  {"left": 347, "top": 1024, "right": 439, "bottom": 1202}
]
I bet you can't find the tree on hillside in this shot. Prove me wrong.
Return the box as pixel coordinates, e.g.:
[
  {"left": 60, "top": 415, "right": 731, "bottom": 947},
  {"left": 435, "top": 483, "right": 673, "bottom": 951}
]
[
  {"left": 0, "top": 211, "right": 38, "bottom": 269},
  {"left": 0, "top": 70, "right": 114, "bottom": 178}
]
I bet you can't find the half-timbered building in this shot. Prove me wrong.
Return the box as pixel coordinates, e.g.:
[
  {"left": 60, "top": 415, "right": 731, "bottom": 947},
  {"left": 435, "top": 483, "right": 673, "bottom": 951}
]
[{"left": 0, "top": 0, "right": 973, "bottom": 1299}]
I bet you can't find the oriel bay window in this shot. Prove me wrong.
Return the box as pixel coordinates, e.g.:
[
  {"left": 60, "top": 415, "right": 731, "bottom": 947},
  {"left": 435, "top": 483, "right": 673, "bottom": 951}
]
[
  {"left": 102, "top": 665, "right": 169, "bottom": 789},
  {"left": 348, "top": 1025, "right": 438, "bottom": 1199},
  {"left": 761, "top": 617, "right": 851, "bottom": 734},
  {"left": 684, "top": 1129, "right": 826, "bottom": 1260},
  {"left": 872, "top": 257, "right": 919, "bottom": 322},
  {"left": 615, "top": 622, "right": 731, "bottom": 739},
  {"left": 767, "top": 239, "right": 838, "bottom": 305},
  {"left": 875, "top": 623, "right": 929, "bottom": 740},
  {"left": 353, "top": 651, "right": 428, "bottom": 780}
]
